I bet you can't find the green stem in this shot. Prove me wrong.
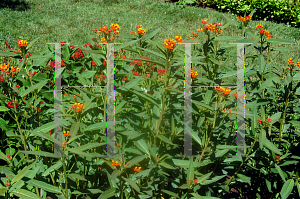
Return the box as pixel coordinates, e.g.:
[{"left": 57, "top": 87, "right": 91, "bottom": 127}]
[
  {"left": 62, "top": 156, "right": 68, "bottom": 199},
  {"left": 226, "top": 132, "right": 260, "bottom": 186}
]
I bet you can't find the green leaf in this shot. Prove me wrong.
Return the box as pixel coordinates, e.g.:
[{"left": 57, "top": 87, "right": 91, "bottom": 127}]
[
  {"left": 0, "top": 188, "right": 7, "bottom": 195},
  {"left": 158, "top": 162, "right": 176, "bottom": 170},
  {"left": 275, "top": 163, "right": 286, "bottom": 182},
  {"left": 77, "top": 72, "right": 86, "bottom": 85},
  {"left": 128, "top": 89, "right": 159, "bottom": 108},
  {"left": 172, "top": 159, "right": 212, "bottom": 168},
  {"left": 11, "top": 188, "right": 41, "bottom": 199},
  {"left": 90, "top": 53, "right": 103, "bottom": 66},
  {"left": 259, "top": 129, "right": 266, "bottom": 150},
  {"left": 111, "top": 170, "right": 122, "bottom": 179},
  {"left": 190, "top": 193, "right": 219, "bottom": 199},
  {"left": 266, "top": 39, "right": 295, "bottom": 45},
  {"left": 264, "top": 139, "right": 282, "bottom": 155},
  {"left": 124, "top": 76, "right": 141, "bottom": 90},
  {"left": 187, "top": 158, "right": 194, "bottom": 186},
  {"left": 42, "top": 160, "right": 62, "bottom": 177},
  {"left": 157, "top": 135, "right": 177, "bottom": 146},
  {"left": 200, "top": 175, "right": 226, "bottom": 185},
  {"left": 29, "top": 122, "right": 61, "bottom": 145},
  {"left": 114, "top": 39, "right": 141, "bottom": 52},
  {"left": 84, "top": 121, "right": 107, "bottom": 132},
  {"left": 26, "top": 36, "right": 41, "bottom": 50},
  {"left": 135, "top": 139, "right": 150, "bottom": 157},
  {"left": 197, "top": 172, "right": 213, "bottom": 183},
  {"left": 67, "top": 148, "right": 95, "bottom": 157},
  {"left": 269, "top": 112, "right": 282, "bottom": 125},
  {"left": 27, "top": 179, "right": 61, "bottom": 194},
  {"left": 161, "top": 190, "right": 178, "bottom": 198},
  {"left": 11, "top": 160, "right": 37, "bottom": 185},
  {"left": 70, "top": 121, "right": 80, "bottom": 137},
  {"left": 122, "top": 177, "right": 140, "bottom": 193},
  {"left": 66, "top": 134, "right": 84, "bottom": 145},
  {"left": 97, "top": 188, "right": 116, "bottom": 199},
  {"left": 0, "top": 106, "right": 10, "bottom": 111},
  {"left": 237, "top": 174, "right": 251, "bottom": 185},
  {"left": 127, "top": 155, "right": 147, "bottom": 168},
  {"left": 136, "top": 47, "right": 166, "bottom": 61},
  {"left": 68, "top": 173, "right": 87, "bottom": 181},
  {"left": 71, "top": 189, "right": 103, "bottom": 195},
  {"left": 19, "top": 79, "right": 49, "bottom": 97},
  {"left": 296, "top": 180, "right": 300, "bottom": 197},
  {"left": 258, "top": 55, "right": 265, "bottom": 74},
  {"left": 143, "top": 28, "right": 161, "bottom": 41},
  {"left": 214, "top": 36, "right": 244, "bottom": 41},
  {"left": 265, "top": 178, "right": 272, "bottom": 192},
  {"left": 18, "top": 150, "right": 61, "bottom": 158},
  {"left": 74, "top": 143, "right": 106, "bottom": 151},
  {"left": 280, "top": 179, "right": 294, "bottom": 199}
]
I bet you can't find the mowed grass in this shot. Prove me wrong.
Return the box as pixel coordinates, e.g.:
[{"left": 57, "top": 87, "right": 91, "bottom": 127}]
[{"left": 0, "top": 0, "right": 300, "bottom": 74}]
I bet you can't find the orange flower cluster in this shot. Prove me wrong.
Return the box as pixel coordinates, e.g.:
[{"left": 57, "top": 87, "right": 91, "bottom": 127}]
[
  {"left": 95, "top": 74, "right": 106, "bottom": 81},
  {"left": 0, "top": 63, "right": 19, "bottom": 78},
  {"left": 257, "top": 118, "right": 272, "bottom": 124},
  {"left": 17, "top": 40, "right": 28, "bottom": 48},
  {"left": 254, "top": 24, "right": 263, "bottom": 30},
  {"left": 122, "top": 78, "right": 131, "bottom": 85},
  {"left": 203, "top": 23, "right": 223, "bottom": 34},
  {"left": 164, "top": 35, "right": 182, "bottom": 50},
  {"left": 187, "top": 32, "right": 198, "bottom": 40},
  {"left": 275, "top": 155, "right": 282, "bottom": 161},
  {"left": 101, "top": 37, "right": 108, "bottom": 44},
  {"left": 132, "top": 70, "right": 142, "bottom": 76},
  {"left": 134, "top": 166, "right": 142, "bottom": 172},
  {"left": 190, "top": 68, "right": 198, "bottom": 78},
  {"left": 214, "top": 85, "right": 231, "bottom": 95},
  {"left": 259, "top": 29, "right": 273, "bottom": 39},
  {"left": 6, "top": 176, "right": 11, "bottom": 186},
  {"left": 0, "top": 63, "right": 9, "bottom": 72},
  {"left": 287, "top": 58, "right": 300, "bottom": 68},
  {"left": 64, "top": 131, "right": 70, "bottom": 137},
  {"left": 6, "top": 154, "right": 12, "bottom": 161},
  {"left": 223, "top": 107, "right": 231, "bottom": 114},
  {"left": 93, "top": 24, "right": 119, "bottom": 43},
  {"left": 130, "top": 25, "right": 146, "bottom": 36},
  {"left": 112, "top": 160, "right": 120, "bottom": 166},
  {"left": 234, "top": 93, "right": 246, "bottom": 99},
  {"left": 71, "top": 103, "right": 83, "bottom": 113},
  {"left": 254, "top": 24, "right": 273, "bottom": 39},
  {"left": 238, "top": 15, "right": 252, "bottom": 23},
  {"left": 189, "top": 179, "right": 198, "bottom": 184}
]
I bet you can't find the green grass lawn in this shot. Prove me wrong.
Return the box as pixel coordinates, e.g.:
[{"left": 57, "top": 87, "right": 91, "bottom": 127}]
[{"left": 0, "top": 0, "right": 300, "bottom": 69}]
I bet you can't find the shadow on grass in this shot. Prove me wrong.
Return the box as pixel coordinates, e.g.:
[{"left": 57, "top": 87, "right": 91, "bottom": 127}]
[{"left": 0, "top": 0, "right": 31, "bottom": 11}]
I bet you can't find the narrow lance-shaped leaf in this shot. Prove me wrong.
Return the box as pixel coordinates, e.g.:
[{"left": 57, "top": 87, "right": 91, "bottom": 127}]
[
  {"left": 280, "top": 179, "right": 294, "bottom": 199},
  {"left": 11, "top": 160, "right": 37, "bottom": 185},
  {"left": 11, "top": 189, "right": 41, "bottom": 199}
]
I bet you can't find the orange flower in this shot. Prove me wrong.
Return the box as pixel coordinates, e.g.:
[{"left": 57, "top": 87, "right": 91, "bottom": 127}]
[
  {"left": 164, "top": 38, "right": 177, "bottom": 50},
  {"left": 255, "top": 24, "right": 263, "bottom": 30},
  {"left": 257, "top": 118, "right": 262, "bottom": 123},
  {"left": 275, "top": 155, "right": 282, "bottom": 161},
  {"left": 201, "top": 20, "right": 207, "bottom": 24},
  {"left": 134, "top": 166, "right": 142, "bottom": 172},
  {"left": 71, "top": 103, "right": 83, "bottom": 113},
  {"left": 101, "top": 37, "right": 108, "bottom": 44},
  {"left": 287, "top": 58, "right": 294, "bottom": 65},
  {"left": 64, "top": 131, "right": 70, "bottom": 137},
  {"left": 197, "top": 27, "right": 203, "bottom": 33},
  {"left": 175, "top": 35, "right": 182, "bottom": 43},
  {"left": 0, "top": 63, "right": 9, "bottom": 72},
  {"left": 112, "top": 160, "right": 120, "bottom": 166},
  {"left": 297, "top": 62, "right": 300, "bottom": 68},
  {"left": 214, "top": 85, "right": 231, "bottom": 95},
  {"left": 17, "top": 40, "right": 28, "bottom": 48}
]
